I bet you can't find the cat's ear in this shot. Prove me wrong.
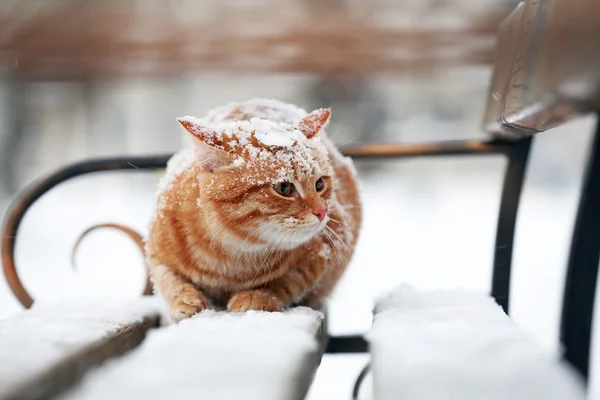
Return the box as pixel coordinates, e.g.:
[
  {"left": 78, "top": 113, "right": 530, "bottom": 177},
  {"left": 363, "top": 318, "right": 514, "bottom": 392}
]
[
  {"left": 177, "top": 117, "right": 233, "bottom": 173},
  {"left": 298, "top": 108, "right": 331, "bottom": 139}
]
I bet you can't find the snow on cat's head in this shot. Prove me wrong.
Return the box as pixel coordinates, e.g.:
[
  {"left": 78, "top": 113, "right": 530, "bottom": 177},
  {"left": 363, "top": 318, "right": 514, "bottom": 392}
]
[{"left": 177, "top": 109, "right": 334, "bottom": 250}]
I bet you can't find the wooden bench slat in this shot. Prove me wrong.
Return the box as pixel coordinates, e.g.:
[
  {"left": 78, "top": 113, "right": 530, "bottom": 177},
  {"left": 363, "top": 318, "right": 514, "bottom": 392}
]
[
  {"left": 0, "top": 298, "right": 161, "bottom": 400},
  {"left": 62, "top": 307, "right": 324, "bottom": 400},
  {"left": 367, "top": 285, "right": 585, "bottom": 400}
]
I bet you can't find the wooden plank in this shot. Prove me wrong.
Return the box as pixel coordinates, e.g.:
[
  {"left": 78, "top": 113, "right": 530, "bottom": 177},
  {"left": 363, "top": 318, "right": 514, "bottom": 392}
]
[
  {"left": 0, "top": 299, "right": 160, "bottom": 400},
  {"left": 483, "top": 0, "right": 600, "bottom": 137},
  {"left": 63, "top": 308, "right": 324, "bottom": 400},
  {"left": 0, "top": 1, "right": 507, "bottom": 79},
  {"left": 367, "top": 284, "right": 585, "bottom": 400}
]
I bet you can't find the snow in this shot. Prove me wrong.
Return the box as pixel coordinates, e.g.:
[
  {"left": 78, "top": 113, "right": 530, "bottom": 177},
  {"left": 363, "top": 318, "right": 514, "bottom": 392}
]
[
  {"left": 0, "top": 103, "right": 597, "bottom": 400},
  {"left": 367, "top": 284, "right": 586, "bottom": 400},
  {"left": 62, "top": 307, "right": 324, "bottom": 400},
  {"left": 1, "top": 153, "right": 596, "bottom": 400},
  {"left": 176, "top": 115, "right": 308, "bottom": 152},
  {"left": 232, "top": 157, "right": 245, "bottom": 167},
  {"left": 374, "top": 283, "right": 502, "bottom": 315},
  {"left": 171, "top": 113, "right": 333, "bottom": 189},
  {"left": 254, "top": 130, "right": 295, "bottom": 147},
  {"left": 0, "top": 157, "right": 594, "bottom": 400},
  {"left": 0, "top": 298, "right": 161, "bottom": 398},
  {"left": 178, "top": 115, "right": 306, "bottom": 147}
]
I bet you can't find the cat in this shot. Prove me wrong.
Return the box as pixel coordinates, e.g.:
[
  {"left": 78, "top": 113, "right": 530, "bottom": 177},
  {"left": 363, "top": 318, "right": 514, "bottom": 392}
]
[{"left": 76, "top": 99, "right": 362, "bottom": 323}]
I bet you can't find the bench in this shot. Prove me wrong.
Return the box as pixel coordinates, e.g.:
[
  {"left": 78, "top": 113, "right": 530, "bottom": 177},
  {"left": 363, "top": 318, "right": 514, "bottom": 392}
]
[
  {"left": 0, "top": 299, "right": 161, "bottom": 400},
  {"left": 368, "top": 285, "right": 585, "bottom": 400},
  {"left": 2, "top": 0, "right": 600, "bottom": 398},
  {"left": 63, "top": 308, "right": 324, "bottom": 400}
]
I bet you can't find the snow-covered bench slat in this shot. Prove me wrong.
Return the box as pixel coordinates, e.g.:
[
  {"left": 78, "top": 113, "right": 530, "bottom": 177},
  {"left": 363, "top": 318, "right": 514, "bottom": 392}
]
[
  {"left": 0, "top": 299, "right": 160, "bottom": 400},
  {"left": 63, "top": 307, "right": 324, "bottom": 400},
  {"left": 368, "top": 285, "right": 586, "bottom": 400}
]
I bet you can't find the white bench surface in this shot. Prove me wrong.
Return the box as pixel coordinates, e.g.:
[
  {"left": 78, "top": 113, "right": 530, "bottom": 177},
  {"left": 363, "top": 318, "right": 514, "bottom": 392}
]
[
  {"left": 0, "top": 298, "right": 161, "bottom": 399},
  {"left": 63, "top": 307, "right": 324, "bottom": 400},
  {"left": 368, "top": 284, "right": 586, "bottom": 400}
]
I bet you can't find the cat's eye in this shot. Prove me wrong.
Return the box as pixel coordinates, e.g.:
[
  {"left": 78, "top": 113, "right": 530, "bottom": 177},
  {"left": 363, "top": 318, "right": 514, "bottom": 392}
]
[
  {"left": 274, "top": 181, "right": 295, "bottom": 197},
  {"left": 315, "top": 177, "right": 325, "bottom": 192}
]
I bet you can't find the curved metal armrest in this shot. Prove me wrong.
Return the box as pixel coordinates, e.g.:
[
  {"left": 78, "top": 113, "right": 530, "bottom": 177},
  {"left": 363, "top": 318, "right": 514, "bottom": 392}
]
[
  {"left": 1, "top": 155, "right": 171, "bottom": 308},
  {"left": 1, "top": 141, "right": 509, "bottom": 309}
]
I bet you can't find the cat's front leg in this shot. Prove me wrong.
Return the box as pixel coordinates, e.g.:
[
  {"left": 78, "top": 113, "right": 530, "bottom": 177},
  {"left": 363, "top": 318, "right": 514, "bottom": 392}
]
[
  {"left": 169, "top": 284, "right": 209, "bottom": 322},
  {"left": 227, "top": 290, "right": 279, "bottom": 312},
  {"left": 150, "top": 261, "right": 209, "bottom": 322}
]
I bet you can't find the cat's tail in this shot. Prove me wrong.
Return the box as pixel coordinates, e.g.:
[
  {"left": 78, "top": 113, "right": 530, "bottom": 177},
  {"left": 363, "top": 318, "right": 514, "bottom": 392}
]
[{"left": 71, "top": 223, "right": 153, "bottom": 295}]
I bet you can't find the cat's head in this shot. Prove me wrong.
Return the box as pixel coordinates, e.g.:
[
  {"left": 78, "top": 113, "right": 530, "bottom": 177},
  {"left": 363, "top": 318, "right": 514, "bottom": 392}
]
[{"left": 177, "top": 109, "right": 334, "bottom": 251}]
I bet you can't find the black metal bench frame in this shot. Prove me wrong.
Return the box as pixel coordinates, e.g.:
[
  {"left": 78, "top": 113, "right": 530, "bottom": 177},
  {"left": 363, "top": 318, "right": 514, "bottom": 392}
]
[{"left": 3, "top": 118, "right": 599, "bottom": 383}]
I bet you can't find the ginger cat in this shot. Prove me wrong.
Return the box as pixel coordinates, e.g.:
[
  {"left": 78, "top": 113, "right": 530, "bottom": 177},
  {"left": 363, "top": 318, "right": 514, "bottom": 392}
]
[{"left": 147, "top": 99, "right": 361, "bottom": 322}]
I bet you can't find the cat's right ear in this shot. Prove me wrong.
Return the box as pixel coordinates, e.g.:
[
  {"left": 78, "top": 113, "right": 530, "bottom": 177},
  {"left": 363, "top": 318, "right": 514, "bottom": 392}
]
[
  {"left": 177, "top": 117, "right": 233, "bottom": 173},
  {"left": 298, "top": 108, "right": 331, "bottom": 139}
]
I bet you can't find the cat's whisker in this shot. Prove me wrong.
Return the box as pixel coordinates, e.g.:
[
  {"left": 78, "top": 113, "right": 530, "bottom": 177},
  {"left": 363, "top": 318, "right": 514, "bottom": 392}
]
[
  {"left": 322, "top": 229, "right": 339, "bottom": 261},
  {"left": 327, "top": 228, "right": 351, "bottom": 253},
  {"left": 331, "top": 222, "right": 354, "bottom": 234},
  {"left": 234, "top": 222, "right": 269, "bottom": 258},
  {"left": 335, "top": 135, "right": 359, "bottom": 150},
  {"left": 246, "top": 229, "right": 286, "bottom": 289},
  {"left": 328, "top": 220, "right": 348, "bottom": 229},
  {"left": 322, "top": 229, "right": 333, "bottom": 246},
  {"left": 263, "top": 230, "right": 291, "bottom": 289},
  {"left": 325, "top": 225, "right": 352, "bottom": 255},
  {"left": 327, "top": 217, "right": 348, "bottom": 228},
  {"left": 238, "top": 225, "right": 262, "bottom": 249},
  {"left": 324, "top": 227, "right": 350, "bottom": 267},
  {"left": 328, "top": 126, "right": 342, "bottom": 142},
  {"left": 242, "top": 238, "right": 272, "bottom": 288}
]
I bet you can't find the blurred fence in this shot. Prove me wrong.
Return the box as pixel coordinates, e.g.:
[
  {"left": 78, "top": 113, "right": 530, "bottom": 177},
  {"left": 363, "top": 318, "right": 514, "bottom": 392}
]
[{"left": 0, "top": 0, "right": 522, "bottom": 201}]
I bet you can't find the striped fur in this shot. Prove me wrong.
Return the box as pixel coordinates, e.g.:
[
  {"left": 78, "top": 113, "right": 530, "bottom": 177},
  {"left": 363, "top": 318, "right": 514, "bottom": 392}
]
[{"left": 147, "top": 99, "right": 361, "bottom": 322}]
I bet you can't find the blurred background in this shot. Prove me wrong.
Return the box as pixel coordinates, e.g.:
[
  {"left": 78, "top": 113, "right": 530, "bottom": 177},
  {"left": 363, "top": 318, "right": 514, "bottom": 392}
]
[{"left": 0, "top": 1, "right": 598, "bottom": 399}]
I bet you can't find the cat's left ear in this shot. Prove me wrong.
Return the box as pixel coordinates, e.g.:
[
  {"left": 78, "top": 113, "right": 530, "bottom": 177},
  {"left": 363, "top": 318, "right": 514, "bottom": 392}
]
[{"left": 298, "top": 108, "right": 331, "bottom": 139}]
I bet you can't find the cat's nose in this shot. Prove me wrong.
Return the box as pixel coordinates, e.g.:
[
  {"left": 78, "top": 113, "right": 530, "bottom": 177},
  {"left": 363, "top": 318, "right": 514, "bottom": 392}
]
[{"left": 313, "top": 208, "right": 328, "bottom": 222}]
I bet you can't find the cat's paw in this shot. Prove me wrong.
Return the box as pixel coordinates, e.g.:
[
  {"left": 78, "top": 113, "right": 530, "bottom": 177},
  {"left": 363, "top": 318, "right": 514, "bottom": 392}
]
[
  {"left": 227, "top": 291, "right": 280, "bottom": 312},
  {"left": 170, "top": 285, "right": 208, "bottom": 323}
]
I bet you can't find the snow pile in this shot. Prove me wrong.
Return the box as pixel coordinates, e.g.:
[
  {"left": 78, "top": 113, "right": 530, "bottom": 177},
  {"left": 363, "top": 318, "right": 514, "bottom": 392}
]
[
  {"left": 254, "top": 129, "right": 296, "bottom": 147},
  {"left": 64, "top": 307, "right": 324, "bottom": 400},
  {"left": 178, "top": 115, "right": 307, "bottom": 149},
  {"left": 0, "top": 298, "right": 161, "bottom": 397},
  {"left": 367, "top": 284, "right": 585, "bottom": 400},
  {"left": 168, "top": 116, "right": 332, "bottom": 190}
]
